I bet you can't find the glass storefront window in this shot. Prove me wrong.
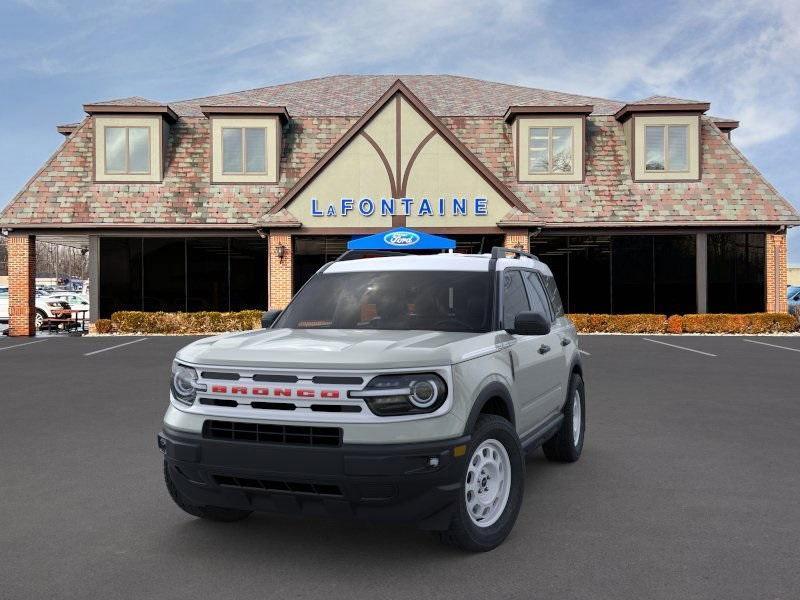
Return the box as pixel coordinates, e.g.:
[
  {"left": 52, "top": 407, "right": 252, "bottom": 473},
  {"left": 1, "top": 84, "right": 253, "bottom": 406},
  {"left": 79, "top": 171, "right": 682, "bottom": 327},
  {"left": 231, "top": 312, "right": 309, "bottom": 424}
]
[
  {"left": 98, "top": 237, "right": 267, "bottom": 317},
  {"left": 708, "top": 233, "right": 765, "bottom": 313},
  {"left": 533, "top": 234, "right": 697, "bottom": 315}
]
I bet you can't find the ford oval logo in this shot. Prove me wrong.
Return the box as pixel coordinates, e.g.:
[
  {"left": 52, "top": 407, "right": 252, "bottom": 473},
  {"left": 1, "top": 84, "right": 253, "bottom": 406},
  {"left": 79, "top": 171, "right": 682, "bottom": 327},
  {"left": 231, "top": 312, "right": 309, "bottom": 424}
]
[{"left": 383, "top": 231, "right": 420, "bottom": 247}]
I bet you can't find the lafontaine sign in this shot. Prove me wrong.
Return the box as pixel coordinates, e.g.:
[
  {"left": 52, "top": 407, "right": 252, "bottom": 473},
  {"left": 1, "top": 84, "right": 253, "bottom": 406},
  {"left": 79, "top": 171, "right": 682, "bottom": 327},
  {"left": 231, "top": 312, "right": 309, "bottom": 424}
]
[{"left": 311, "top": 196, "right": 489, "bottom": 218}]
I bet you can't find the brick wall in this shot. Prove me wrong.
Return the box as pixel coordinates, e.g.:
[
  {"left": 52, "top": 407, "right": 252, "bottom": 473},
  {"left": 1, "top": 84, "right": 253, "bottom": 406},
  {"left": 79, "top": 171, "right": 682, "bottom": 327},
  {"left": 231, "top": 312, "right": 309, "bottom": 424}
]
[
  {"left": 7, "top": 234, "right": 36, "bottom": 336},
  {"left": 503, "top": 229, "right": 530, "bottom": 253},
  {"left": 765, "top": 232, "right": 788, "bottom": 313},
  {"left": 268, "top": 232, "right": 293, "bottom": 309}
]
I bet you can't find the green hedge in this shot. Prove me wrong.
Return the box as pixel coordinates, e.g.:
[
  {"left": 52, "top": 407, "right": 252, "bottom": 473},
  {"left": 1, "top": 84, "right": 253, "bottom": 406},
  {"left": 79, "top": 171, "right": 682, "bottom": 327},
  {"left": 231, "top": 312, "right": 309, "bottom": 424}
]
[{"left": 110, "top": 310, "right": 262, "bottom": 334}]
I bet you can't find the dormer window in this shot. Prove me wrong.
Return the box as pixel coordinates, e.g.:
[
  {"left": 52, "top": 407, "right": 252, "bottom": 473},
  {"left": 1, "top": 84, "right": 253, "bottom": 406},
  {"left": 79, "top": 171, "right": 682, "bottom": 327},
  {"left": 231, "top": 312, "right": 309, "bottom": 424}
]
[
  {"left": 92, "top": 116, "right": 165, "bottom": 182},
  {"left": 201, "top": 106, "right": 289, "bottom": 184},
  {"left": 505, "top": 106, "right": 591, "bottom": 183},
  {"left": 105, "top": 126, "right": 151, "bottom": 174},
  {"left": 615, "top": 99, "right": 707, "bottom": 182},
  {"left": 644, "top": 124, "right": 688, "bottom": 172},
  {"left": 84, "top": 101, "right": 175, "bottom": 183},
  {"left": 528, "top": 126, "right": 574, "bottom": 174},
  {"left": 222, "top": 127, "right": 268, "bottom": 174}
]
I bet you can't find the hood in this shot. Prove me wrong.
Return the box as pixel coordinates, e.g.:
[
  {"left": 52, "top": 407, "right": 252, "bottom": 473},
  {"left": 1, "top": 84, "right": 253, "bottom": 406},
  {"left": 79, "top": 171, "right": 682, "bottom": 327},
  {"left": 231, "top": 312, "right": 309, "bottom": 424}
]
[{"left": 176, "top": 328, "right": 492, "bottom": 370}]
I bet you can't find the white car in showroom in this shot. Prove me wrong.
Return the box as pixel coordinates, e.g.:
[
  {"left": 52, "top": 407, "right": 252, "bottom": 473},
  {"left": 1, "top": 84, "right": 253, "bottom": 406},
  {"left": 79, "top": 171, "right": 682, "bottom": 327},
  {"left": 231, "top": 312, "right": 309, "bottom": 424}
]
[
  {"left": 45, "top": 292, "right": 90, "bottom": 320},
  {"left": 0, "top": 286, "right": 73, "bottom": 329}
]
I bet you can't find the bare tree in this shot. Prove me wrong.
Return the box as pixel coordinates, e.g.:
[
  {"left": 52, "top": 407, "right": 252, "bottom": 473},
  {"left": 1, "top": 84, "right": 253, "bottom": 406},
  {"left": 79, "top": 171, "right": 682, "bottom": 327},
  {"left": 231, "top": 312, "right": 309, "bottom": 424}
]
[{"left": 0, "top": 238, "right": 87, "bottom": 280}]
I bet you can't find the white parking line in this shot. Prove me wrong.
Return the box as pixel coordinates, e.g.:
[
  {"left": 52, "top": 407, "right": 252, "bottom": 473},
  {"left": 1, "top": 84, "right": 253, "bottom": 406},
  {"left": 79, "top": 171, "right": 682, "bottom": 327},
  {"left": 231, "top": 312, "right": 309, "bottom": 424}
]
[
  {"left": 641, "top": 337, "right": 717, "bottom": 357},
  {"left": 743, "top": 339, "right": 800, "bottom": 353},
  {"left": 579, "top": 349, "right": 591, "bottom": 356},
  {"left": 0, "top": 339, "right": 49, "bottom": 352},
  {"left": 84, "top": 338, "right": 147, "bottom": 356}
]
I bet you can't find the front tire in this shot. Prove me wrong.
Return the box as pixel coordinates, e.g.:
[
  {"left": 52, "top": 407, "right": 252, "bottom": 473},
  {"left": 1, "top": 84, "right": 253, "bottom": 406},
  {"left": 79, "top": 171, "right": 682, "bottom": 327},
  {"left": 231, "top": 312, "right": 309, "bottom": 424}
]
[
  {"left": 542, "top": 373, "right": 585, "bottom": 463},
  {"left": 35, "top": 309, "right": 46, "bottom": 330},
  {"left": 440, "top": 414, "right": 524, "bottom": 552},
  {"left": 163, "top": 461, "right": 252, "bottom": 522}
]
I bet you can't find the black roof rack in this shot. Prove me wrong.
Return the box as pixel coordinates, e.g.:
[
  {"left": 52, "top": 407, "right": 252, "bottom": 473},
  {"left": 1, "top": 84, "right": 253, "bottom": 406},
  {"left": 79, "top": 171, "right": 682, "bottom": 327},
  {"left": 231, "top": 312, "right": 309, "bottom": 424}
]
[{"left": 490, "top": 247, "right": 539, "bottom": 261}]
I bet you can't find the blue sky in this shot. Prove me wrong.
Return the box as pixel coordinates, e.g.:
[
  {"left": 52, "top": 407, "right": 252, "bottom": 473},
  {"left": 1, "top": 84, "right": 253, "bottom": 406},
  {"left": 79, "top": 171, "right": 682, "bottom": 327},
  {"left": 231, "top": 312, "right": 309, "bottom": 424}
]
[{"left": 1, "top": 0, "right": 798, "bottom": 261}]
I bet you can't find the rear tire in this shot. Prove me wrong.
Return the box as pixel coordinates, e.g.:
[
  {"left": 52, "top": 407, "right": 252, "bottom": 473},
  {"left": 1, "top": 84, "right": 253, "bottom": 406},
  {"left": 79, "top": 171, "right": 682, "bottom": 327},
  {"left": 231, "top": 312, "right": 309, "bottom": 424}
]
[
  {"left": 439, "top": 414, "right": 524, "bottom": 552},
  {"left": 163, "top": 461, "right": 252, "bottom": 522},
  {"left": 542, "top": 373, "right": 585, "bottom": 463}
]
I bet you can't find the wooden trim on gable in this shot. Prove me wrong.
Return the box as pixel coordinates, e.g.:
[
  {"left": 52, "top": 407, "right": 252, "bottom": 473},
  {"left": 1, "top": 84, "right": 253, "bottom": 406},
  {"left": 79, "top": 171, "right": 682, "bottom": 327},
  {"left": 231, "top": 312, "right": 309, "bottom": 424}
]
[{"left": 268, "top": 79, "right": 530, "bottom": 215}]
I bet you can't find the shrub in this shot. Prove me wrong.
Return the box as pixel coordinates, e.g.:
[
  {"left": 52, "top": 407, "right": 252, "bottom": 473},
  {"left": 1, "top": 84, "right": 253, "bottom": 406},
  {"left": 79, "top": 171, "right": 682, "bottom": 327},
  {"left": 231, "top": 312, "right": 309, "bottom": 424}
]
[
  {"left": 568, "top": 312, "right": 798, "bottom": 334},
  {"left": 567, "top": 314, "right": 667, "bottom": 333},
  {"left": 680, "top": 313, "right": 797, "bottom": 334},
  {"left": 94, "top": 319, "right": 113, "bottom": 334},
  {"left": 665, "top": 314, "right": 683, "bottom": 334},
  {"left": 111, "top": 310, "right": 263, "bottom": 334}
]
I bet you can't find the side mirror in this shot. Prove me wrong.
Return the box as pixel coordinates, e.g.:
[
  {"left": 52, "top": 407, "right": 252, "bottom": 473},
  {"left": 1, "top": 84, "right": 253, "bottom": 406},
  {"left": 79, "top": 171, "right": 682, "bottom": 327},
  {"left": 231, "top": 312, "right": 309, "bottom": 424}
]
[
  {"left": 261, "top": 309, "right": 282, "bottom": 329},
  {"left": 508, "top": 311, "right": 551, "bottom": 336}
]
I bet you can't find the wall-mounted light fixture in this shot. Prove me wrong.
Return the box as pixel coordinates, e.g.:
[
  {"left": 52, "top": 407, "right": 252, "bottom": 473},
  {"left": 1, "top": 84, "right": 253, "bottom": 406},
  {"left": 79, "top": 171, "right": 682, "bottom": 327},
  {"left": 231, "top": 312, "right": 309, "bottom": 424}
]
[
  {"left": 275, "top": 243, "right": 286, "bottom": 264},
  {"left": 256, "top": 228, "right": 267, "bottom": 239}
]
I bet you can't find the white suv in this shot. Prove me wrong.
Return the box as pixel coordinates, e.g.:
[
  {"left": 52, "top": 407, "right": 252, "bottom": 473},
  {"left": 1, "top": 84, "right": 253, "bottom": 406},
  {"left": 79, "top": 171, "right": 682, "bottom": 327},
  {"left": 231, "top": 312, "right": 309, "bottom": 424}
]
[{"left": 159, "top": 248, "right": 585, "bottom": 551}]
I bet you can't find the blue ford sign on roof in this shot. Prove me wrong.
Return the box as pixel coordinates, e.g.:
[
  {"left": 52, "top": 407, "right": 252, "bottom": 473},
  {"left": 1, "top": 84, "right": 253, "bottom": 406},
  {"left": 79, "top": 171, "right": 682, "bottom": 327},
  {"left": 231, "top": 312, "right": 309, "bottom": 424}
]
[{"left": 347, "top": 227, "right": 455, "bottom": 251}]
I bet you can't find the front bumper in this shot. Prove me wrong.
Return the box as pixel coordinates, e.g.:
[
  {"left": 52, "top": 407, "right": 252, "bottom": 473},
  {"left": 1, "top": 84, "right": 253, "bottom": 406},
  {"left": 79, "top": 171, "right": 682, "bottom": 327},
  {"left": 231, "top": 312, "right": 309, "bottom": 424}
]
[{"left": 159, "top": 426, "right": 470, "bottom": 530}]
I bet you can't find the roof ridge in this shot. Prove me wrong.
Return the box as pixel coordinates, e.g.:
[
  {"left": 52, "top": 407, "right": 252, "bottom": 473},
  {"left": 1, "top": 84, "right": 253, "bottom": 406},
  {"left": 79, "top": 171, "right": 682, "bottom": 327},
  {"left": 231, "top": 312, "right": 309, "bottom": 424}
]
[{"left": 169, "top": 74, "right": 626, "bottom": 108}]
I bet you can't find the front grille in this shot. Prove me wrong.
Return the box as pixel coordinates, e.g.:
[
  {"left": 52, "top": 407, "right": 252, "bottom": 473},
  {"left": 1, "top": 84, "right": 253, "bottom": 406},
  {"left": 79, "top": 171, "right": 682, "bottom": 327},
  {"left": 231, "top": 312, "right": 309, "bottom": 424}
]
[
  {"left": 213, "top": 475, "right": 343, "bottom": 497},
  {"left": 203, "top": 420, "right": 342, "bottom": 447}
]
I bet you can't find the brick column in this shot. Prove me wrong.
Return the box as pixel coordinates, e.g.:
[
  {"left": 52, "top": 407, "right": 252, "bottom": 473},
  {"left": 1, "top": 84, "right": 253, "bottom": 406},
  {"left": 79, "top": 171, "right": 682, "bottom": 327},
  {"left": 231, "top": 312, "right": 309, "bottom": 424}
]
[
  {"left": 8, "top": 234, "right": 36, "bottom": 336},
  {"left": 765, "top": 232, "right": 788, "bottom": 312},
  {"left": 503, "top": 229, "right": 530, "bottom": 252},
  {"left": 268, "top": 231, "right": 293, "bottom": 309}
]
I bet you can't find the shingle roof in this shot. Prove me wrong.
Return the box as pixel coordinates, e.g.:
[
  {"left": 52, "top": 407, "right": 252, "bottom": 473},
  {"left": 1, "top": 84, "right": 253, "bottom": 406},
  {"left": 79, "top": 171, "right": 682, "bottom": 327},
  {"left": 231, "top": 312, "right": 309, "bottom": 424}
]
[
  {"left": 87, "top": 96, "right": 164, "bottom": 107},
  {"left": 631, "top": 95, "right": 707, "bottom": 105},
  {"left": 168, "top": 74, "right": 626, "bottom": 117},
  {"left": 1, "top": 75, "right": 796, "bottom": 229}
]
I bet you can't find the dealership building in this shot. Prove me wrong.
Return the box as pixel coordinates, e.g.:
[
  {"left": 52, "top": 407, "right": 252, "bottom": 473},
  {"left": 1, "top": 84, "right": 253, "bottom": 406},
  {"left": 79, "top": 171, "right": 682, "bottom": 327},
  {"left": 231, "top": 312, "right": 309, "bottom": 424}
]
[{"left": 1, "top": 75, "right": 797, "bottom": 335}]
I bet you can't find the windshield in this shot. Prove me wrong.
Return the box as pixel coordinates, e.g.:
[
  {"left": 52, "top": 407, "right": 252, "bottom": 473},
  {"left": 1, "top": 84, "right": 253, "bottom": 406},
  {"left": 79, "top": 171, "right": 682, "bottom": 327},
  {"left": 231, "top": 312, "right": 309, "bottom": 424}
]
[{"left": 275, "top": 270, "right": 492, "bottom": 332}]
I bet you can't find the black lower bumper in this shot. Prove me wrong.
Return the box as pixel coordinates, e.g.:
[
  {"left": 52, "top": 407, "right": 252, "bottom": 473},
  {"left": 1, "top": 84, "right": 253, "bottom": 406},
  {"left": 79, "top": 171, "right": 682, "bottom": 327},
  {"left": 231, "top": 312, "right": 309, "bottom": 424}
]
[{"left": 158, "top": 426, "right": 470, "bottom": 530}]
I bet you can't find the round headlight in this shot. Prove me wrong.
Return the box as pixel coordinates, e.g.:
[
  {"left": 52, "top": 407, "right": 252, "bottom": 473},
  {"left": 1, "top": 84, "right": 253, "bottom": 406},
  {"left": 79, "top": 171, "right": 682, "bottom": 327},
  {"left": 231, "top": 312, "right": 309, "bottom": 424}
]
[
  {"left": 170, "top": 363, "right": 203, "bottom": 405},
  {"left": 409, "top": 379, "right": 438, "bottom": 408},
  {"left": 351, "top": 372, "right": 448, "bottom": 416}
]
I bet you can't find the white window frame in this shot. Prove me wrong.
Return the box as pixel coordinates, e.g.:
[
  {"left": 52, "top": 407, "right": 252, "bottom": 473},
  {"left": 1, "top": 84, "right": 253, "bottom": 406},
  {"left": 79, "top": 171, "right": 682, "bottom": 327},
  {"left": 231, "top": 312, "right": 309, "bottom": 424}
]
[
  {"left": 527, "top": 126, "right": 575, "bottom": 175},
  {"left": 104, "top": 126, "right": 152, "bottom": 175},
  {"left": 221, "top": 127, "right": 269, "bottom": 175},
  {"left": 644, "top": 124, "right": 689, "bottom": 173}
]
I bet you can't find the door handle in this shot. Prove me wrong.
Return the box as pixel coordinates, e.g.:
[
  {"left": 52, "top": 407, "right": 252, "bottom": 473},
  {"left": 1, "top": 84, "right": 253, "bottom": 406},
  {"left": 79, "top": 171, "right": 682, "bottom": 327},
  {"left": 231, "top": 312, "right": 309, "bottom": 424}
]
[
  {"left": 538, "top": 344, "right": 551, "bottom": 354},
  {"left": 560, "top": 338, "right": 571, "bottom": 346}
]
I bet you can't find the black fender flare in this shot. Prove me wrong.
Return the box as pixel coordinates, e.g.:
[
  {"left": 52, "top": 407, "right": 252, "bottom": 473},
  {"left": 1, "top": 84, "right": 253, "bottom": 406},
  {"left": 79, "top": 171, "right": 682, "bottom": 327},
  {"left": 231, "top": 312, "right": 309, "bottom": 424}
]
[
  {"left": 561, "top": 355, "right": 584, "bottom": 410},
  {"left": 463, "top": 381, "right": 516, "bottom": 434}
]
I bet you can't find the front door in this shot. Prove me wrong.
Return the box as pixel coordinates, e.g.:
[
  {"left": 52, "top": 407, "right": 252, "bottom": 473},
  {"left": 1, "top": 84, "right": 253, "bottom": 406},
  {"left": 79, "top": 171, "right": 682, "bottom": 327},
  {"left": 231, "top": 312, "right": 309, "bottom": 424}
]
[{"left": 501, "top": 270, "right": 564, "bottom": 436}]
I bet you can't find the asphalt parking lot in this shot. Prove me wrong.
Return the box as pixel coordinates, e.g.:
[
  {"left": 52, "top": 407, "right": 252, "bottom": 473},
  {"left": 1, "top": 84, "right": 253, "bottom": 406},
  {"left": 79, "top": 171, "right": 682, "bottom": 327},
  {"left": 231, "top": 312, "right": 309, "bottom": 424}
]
[{"left": 1, "top": 334, "right": 799, "bottom": 599}]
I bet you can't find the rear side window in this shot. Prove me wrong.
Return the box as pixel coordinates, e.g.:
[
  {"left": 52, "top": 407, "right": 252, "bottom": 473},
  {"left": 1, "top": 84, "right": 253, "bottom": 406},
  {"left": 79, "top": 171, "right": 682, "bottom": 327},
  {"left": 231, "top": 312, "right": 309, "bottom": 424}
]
[
  {"left": 522, "top": 271, "right": 551, "bottom": 320},
  {"left": 541, "top": 274, "right": 565, "bottom": 318},
  {"left": 502, "top": 270, "right": 530, "bottom": 330}
]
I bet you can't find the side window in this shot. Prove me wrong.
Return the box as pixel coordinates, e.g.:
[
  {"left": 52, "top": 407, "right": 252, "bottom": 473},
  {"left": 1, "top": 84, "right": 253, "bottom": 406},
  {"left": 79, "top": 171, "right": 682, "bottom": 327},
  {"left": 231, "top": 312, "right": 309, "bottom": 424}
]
[
  {"left": 502, "top": 270, "right": 530, "bottom": 330},
  {"left": 541, "top": 274, "right": 565, "bottom": 318},
  {"left": 522, "top": 271, "right": 551, "bottom": 320}
]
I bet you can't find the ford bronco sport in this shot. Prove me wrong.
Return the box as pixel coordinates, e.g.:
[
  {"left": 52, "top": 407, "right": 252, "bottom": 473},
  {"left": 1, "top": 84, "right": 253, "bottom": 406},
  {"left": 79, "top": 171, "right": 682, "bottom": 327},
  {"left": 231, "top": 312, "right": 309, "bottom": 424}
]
[{"left": 159, "top": 247, "right": 585, "bottom": 551}]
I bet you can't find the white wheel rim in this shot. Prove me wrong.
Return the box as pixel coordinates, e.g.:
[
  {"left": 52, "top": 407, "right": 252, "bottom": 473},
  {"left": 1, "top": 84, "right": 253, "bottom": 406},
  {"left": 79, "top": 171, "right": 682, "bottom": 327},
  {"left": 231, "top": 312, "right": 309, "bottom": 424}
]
[
  {"left": 572, "top": 389, "right": 582, "bottom": 446},
  {"left": 35, "top": 313, "right": 43, "bottom": 328},
  {"left": 464, "top": 439, "right": 511, "bottom": 528}
]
